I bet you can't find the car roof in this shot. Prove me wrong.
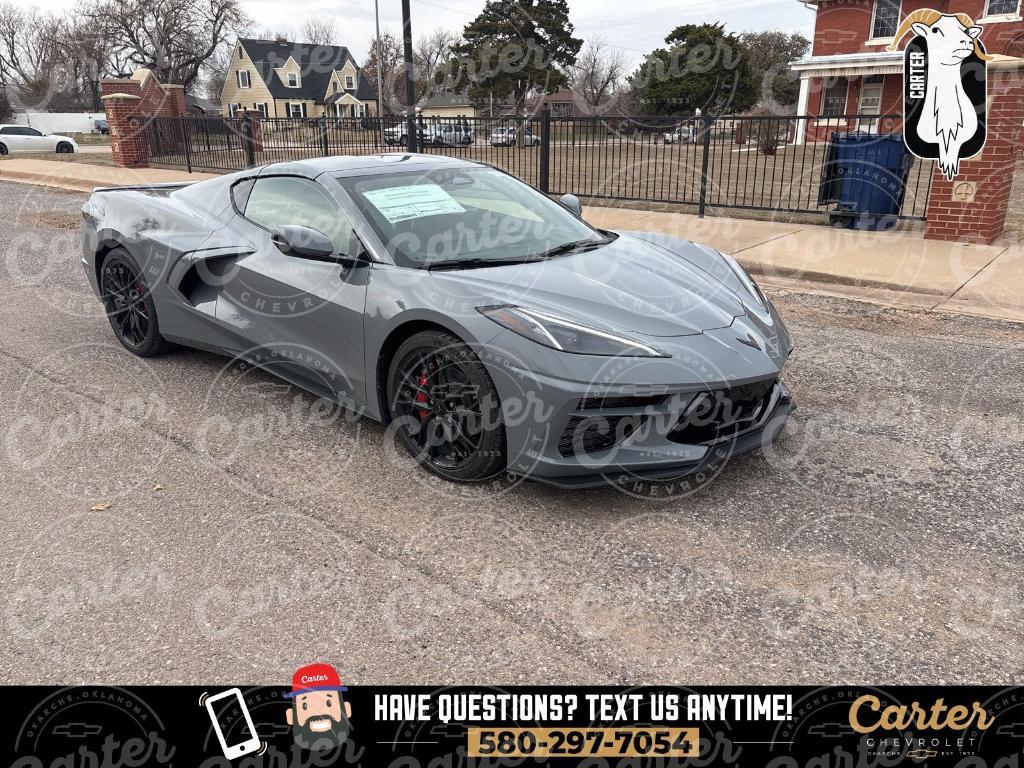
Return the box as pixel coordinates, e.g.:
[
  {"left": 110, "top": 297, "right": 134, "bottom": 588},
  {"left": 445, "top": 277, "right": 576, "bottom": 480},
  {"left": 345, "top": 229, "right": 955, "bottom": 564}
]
[{"left": 259, "top": 153, "right": 484, "bottom": 180}]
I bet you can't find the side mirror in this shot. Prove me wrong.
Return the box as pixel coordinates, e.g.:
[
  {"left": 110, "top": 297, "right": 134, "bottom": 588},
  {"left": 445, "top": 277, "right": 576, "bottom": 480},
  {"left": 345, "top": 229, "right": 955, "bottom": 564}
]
[
  {"left": 559, "top": 193, "right": 583, "bottom": 218},
  {"left": 271, "top": 225, "right": 336, "bottom": 262}
]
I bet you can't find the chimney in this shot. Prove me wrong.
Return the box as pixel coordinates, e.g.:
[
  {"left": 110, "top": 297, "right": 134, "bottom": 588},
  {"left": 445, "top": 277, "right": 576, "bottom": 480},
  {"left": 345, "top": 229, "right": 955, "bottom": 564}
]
[{"left": 275, "top": 34, "right": 288, "bottom": 44}]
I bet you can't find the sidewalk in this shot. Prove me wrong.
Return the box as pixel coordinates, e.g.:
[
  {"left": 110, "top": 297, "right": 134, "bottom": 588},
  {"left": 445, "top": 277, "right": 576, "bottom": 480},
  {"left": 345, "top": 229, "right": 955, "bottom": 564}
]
[
  {"left": 0, "top": 158, "right": 215, "bottom": 192},
  {"left": 1, "top": 158, "right": 1021, "bottom": 323}
]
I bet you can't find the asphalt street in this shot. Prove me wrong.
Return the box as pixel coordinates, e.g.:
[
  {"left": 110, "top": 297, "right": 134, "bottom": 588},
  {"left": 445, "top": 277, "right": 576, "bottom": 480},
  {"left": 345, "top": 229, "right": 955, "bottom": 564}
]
[{"left": 0, "top": 180, "right": 1022, "bottom": 684}]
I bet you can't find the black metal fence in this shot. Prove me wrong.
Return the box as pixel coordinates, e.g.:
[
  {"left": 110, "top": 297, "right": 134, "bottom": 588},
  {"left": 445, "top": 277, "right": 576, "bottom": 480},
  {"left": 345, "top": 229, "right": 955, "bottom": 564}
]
[{"left": 143, "top": 111, "right": 932, "bottom": 222}]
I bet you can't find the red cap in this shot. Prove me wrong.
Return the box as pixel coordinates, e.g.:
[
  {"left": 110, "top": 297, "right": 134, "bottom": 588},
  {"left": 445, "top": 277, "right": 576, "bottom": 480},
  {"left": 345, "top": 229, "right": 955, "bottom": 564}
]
[{"left": 284, "top": 663, "right": 348, "bottom": 698}]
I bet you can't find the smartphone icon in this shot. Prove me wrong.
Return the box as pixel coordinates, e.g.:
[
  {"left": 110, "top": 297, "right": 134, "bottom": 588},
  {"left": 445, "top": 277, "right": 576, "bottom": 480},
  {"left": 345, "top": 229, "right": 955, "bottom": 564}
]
[{"left": 205, "top": 688, "right": 262, "bottom": 759}]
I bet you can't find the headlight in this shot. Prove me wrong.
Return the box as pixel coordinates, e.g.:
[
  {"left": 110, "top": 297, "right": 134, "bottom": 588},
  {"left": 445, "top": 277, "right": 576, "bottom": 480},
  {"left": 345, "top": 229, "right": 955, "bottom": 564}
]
[{"left": 478, "top": 305, "right": 669, "bottom": 357}]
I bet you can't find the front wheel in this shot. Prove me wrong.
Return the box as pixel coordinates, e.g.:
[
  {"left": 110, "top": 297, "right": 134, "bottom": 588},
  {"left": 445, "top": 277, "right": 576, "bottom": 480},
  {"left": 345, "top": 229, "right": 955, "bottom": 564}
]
[
  {"left": 387, "top": 330, "right": 507, "bottom": 483},
  {"left": 56, "top": 141, "right": 74, "bottom": 153}
]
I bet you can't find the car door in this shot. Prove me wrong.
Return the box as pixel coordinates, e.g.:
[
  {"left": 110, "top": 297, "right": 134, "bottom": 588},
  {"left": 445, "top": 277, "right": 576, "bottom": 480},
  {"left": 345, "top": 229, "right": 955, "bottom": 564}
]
[
  {"left": 215, "top": 174, "right": 370, "bottom": 407},
  {"left": 19, "top": 127, "right": 50, "bottom": 151}
]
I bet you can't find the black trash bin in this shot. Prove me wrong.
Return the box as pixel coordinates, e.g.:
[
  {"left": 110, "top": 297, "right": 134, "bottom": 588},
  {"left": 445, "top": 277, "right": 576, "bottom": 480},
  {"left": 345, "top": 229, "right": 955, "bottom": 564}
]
[{"left": 818, "top": 132, "right": 914, "bottom": 230}]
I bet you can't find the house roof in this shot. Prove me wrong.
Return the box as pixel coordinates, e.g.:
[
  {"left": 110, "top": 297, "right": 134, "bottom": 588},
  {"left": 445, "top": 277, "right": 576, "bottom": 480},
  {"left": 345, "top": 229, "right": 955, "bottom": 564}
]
[
  {"left": 421, "top": 90, "right": 473, "bottom": 108},
  {"left": 237, "top": 38, "right": 377, "bottom": 103}
]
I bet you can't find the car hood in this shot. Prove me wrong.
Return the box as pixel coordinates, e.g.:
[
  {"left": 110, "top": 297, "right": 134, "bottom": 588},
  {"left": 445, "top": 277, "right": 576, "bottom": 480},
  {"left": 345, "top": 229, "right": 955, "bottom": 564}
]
[{"left": 428, "top": 234, "right": 751, "bottom": 337}]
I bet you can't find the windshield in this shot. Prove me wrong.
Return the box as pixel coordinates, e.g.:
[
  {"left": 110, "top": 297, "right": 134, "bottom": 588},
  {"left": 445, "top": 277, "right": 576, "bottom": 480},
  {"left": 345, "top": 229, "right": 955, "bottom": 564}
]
[{"left": 339, "top": 167, "right": 605, "bottom": 269}]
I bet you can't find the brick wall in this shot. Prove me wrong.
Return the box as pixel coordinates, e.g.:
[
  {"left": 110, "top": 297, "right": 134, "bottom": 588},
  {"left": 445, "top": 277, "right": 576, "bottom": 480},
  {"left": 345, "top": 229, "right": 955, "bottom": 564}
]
[
  {"left": 812, "top": 0, "right": 1023, "bottom": 57},
  {"left": 100, "top": 70, "right": 187, "bottom": 168},
  {"left": 924, "top": 63, "right": 1024, "bottom": 243}
]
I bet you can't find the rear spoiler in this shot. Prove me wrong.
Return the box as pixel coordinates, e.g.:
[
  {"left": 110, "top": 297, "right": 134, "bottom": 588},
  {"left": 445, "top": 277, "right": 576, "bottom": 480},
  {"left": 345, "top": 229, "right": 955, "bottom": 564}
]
[{"left": 90, "top": 182, "right": 193, "bottom": 194}]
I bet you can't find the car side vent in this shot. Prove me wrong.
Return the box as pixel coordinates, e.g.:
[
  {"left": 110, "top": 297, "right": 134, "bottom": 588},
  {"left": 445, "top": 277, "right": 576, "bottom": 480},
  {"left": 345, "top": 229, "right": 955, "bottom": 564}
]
[
  {"left": 578, "top": 394, "right": 666, "bottom": 410},
  {"left": 558, "top": 414, "right": 645, "bottom": 457}
]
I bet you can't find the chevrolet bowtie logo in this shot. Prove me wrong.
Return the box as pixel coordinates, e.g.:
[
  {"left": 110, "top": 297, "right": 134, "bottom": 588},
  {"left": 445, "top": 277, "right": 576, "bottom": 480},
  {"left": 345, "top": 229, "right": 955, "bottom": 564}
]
[
  {"left": 737, "top": 333, "right": 761, "bottom": 350},
  {"left": 52, "top": 723, "right": 103, "bottom": 738},
  {"left": 907, "top": 749, "right": 938, "bottom": 760}
]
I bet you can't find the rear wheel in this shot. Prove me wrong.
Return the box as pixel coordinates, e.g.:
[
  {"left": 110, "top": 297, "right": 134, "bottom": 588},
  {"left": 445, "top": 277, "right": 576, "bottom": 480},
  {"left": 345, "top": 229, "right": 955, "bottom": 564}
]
[
  {"left": 56, "top": 141, "right": 74, "bottom": 153},
  {"left": 387, "top": 330, "right": 506, "bottom": 482},
  {"left": 99, "top": 248, "right": 171, "bottom": 357},
  {"left": 0, "top": 143, "right": 7, "bottom": 155}
]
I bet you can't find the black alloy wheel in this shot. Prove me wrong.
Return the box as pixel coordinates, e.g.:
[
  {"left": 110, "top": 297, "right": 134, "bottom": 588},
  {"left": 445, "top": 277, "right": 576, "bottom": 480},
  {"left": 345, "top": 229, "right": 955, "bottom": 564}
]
[
  {"left": 56, "top": 142, "right": 74, "bottom": 153},
  {"left": 387, "top": 330, "right": 506, "bottom": 482},
  {"left": 99, "top": 248, "right": 170, "bottom": 357}
]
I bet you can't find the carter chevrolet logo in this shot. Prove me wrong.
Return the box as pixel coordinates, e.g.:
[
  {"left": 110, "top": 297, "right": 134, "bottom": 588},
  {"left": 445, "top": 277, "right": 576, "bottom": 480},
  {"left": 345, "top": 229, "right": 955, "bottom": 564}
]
[{"left": 737, "top": 333, "right": 760, "bottom": 350}]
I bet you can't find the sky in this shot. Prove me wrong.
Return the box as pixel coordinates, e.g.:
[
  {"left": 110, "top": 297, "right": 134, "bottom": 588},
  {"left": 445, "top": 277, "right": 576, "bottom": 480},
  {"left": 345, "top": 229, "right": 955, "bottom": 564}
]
[{"left": 16, "top": 0, "right": 815, "bottom": 69}]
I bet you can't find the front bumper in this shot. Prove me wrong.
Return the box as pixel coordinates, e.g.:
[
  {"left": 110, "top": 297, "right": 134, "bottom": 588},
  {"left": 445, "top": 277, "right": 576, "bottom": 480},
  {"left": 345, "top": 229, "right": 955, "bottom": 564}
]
[
  {"left": 524, "top": 388, "right": 794, "bottom": 489},
  {"left": 488, "top": 353, "right": 795, "bottom": 489}
]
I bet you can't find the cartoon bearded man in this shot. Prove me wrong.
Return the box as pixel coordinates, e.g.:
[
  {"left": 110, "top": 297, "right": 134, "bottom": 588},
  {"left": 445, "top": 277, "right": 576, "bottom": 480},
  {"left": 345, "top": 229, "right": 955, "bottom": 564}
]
[{"left": 284, "top": 663, "right": 352, "bottom": 751}]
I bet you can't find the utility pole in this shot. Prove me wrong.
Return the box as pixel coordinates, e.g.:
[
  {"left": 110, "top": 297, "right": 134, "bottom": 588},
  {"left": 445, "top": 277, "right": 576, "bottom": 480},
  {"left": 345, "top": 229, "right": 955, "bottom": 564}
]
[
  {"left": 374, "top": 0, "right": 385, "bottom": 148},
  {"left": 401, "top": 0, "right": 417, "bottom": 152}
]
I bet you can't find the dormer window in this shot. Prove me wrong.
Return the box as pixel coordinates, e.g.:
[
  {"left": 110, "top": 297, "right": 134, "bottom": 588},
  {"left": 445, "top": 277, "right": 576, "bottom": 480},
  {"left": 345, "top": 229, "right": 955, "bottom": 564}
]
[
  {"left": 345, "top": 75, "right": 355, "bottom": 89},
  {"left": 287, "top": 72, "right": 299, "bottom": 87}
]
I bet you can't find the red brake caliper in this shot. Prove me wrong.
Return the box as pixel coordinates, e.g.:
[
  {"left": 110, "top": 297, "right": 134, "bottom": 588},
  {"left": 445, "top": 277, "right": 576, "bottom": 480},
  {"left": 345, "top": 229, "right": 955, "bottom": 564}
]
[{"left": 415, "top": 369, "right": 429, "bottom": 421}]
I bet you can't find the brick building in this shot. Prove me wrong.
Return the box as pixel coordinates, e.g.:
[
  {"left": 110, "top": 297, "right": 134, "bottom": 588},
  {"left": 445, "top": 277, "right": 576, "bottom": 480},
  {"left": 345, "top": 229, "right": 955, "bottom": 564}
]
[{"left": 791, "top": 0, "right": 1024, "bottom": 141}]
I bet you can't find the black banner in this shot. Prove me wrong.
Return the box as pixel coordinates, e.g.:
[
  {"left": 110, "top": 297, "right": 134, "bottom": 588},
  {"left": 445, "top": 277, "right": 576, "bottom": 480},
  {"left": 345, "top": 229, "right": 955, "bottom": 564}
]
[{"left": 6, "top": 686, "right": 1024, "bottom": 768}]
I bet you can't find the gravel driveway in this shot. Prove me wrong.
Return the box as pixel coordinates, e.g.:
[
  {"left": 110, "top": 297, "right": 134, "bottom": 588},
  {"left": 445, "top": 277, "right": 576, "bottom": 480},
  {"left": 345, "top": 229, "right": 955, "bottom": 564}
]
[{"left": 0, "top": 181, "right": 1021, "bottom": 684}]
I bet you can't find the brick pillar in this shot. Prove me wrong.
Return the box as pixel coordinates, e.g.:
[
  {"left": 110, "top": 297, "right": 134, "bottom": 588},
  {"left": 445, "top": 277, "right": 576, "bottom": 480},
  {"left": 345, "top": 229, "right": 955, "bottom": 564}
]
[
  {"left": 242, "top": 110, "right": 264, "bottom": 152},
  {"left": 163, "top": 84, "right": 186, "bottom": 117},
  {"left": 924, "top": 61, "right": 1024, "bottom": 244},
  {"left": 102, "top": 94, "right": 150, "bottom": 168}
]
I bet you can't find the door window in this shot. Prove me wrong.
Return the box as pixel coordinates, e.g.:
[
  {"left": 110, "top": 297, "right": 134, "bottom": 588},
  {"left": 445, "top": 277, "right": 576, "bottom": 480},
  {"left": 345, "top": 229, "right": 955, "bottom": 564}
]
[{"left": 243, "top": 176, "right": 356, "bottom": 255}]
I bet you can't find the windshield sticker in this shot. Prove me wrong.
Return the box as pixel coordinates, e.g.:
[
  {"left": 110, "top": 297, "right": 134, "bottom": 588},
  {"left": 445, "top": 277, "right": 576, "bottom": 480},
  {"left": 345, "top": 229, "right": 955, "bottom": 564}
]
[{"left": 363, "top": 184, "right": 466, "bottom": 223}]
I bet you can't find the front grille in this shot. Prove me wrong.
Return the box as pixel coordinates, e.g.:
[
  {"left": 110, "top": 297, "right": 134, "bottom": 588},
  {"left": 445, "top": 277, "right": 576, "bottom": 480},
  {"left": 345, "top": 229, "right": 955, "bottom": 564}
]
[
  {"left": 578, "top": 394, "right": 666, "bottom": 410},
  {"left": 558, "top": 414, "right": 646, "bottom": 457},
  {"left": 669, "top": 377, "right": 777, "bottom": 445}
]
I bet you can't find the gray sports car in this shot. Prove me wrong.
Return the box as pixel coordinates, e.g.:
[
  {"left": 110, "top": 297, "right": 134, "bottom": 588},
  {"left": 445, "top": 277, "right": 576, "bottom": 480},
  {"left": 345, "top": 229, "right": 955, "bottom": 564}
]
[{"left": 81, "top": 154, "right": 794, "bottom": 488}]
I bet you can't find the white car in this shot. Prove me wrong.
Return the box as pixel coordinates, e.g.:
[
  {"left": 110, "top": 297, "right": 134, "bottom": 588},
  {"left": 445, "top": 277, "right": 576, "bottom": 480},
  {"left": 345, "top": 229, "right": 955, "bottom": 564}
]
[
  {"left": 663, "top": 125, "right": 696, "bottom": 144},
  {"left": 0, "top": 125, "right": 78, "bottom": 155}
]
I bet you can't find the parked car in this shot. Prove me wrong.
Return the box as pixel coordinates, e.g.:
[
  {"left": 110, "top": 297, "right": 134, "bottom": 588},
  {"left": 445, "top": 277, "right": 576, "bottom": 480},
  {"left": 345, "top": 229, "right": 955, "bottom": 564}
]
[
  {"left": 425, "top": 123, "right": 474, "bottom": 146},
  {"left": 490, "top": 126, "right": 540, "bottom": 147},
  {"left": 0, "top": 125, "right": 78, "bottom": 154},
  {"left": 94, "top": 119, "right": 109, "bottom": 135},
  {"left": 663, "top": 124, "right": 696, "bottom": 144},
  {"left": 80, "top": 154, "right": 794, "bottom": 488},
  {"left": 383, "top": 122, "right": 429, "bottom": 146}
]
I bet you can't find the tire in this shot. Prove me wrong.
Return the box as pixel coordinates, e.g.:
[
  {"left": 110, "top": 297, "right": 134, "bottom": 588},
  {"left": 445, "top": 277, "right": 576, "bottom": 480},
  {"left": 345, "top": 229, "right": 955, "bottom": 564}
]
[
  {"left": 56, "top": 141, "right": 74, "bottom": 153},
  {"left": 0, "top": 142, "right": 7, "bottom": 155},
  {"left": 99, "top": 248, "right": 172, "bottom": 357},
  {"left": 386, "top": 329, "right": 507, "bottom": 483}
]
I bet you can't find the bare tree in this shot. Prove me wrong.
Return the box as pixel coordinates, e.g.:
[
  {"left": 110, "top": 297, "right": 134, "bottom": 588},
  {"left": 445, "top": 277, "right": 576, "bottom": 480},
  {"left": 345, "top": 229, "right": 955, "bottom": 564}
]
[
  {"left": 0, "top": 4, "right": 70, "bottom": 110},
  {"left": 414, "top": 27, "right": 460, "bottom": 101},
  {"left": 82, "top": 0, "right": 250, "bottom": 91},
  {"left": 567, "top": 36, "right": 627, "bottom": 114},
  {"left": 362, "top": 30, "right": 403, "bottom": 114},
  {"left": 301, "top": 17, "right": 337, "bottom": 47}
]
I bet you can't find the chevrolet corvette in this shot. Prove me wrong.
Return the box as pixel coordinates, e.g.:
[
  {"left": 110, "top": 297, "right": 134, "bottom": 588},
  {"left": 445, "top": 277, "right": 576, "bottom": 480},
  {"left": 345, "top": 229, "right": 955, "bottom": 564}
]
[{"left": 81, "top": 154, "right": 794, "bottom": 488}]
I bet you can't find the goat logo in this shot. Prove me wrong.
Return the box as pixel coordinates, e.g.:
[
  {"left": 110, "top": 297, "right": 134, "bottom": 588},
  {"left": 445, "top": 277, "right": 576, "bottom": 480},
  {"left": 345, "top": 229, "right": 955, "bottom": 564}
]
[{"left": 889, "top": 10, "right": 990, "bottom": 180}]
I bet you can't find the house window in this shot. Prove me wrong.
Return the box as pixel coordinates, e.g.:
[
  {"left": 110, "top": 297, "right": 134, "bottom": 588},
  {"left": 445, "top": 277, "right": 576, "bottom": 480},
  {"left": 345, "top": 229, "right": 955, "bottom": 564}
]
[
  {"left": 229, "top": 103, "right": 241, "bottom": 117},
  {"left": 237, "top": 70, "right": 251, "bottom": 88},
  {"left": 238, "top": 47, "right": 243, "bottom": 60},
  {"left": 288, "top": 103, "right": 304, "bottom": 118},
  {"left": 287, "top": 72, "right": 299, "bottom": 87},
  {"left": 345, "top": 75, "right": 355, "bottom": 89},
  {"left": 820, "top": 78, "right": 848, "bottom": 118},
  {"left": 355, "top": 104, "right": 365, "bottom": 117},
  {"left": 256, "top": 103, "right": 268, "bottom": 118},
  {"left": 985, "top": 0, "right": 1019, "bottom": 15},
  {"left": 871, "top": 0, "right": 901, "bottom": 39}
]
